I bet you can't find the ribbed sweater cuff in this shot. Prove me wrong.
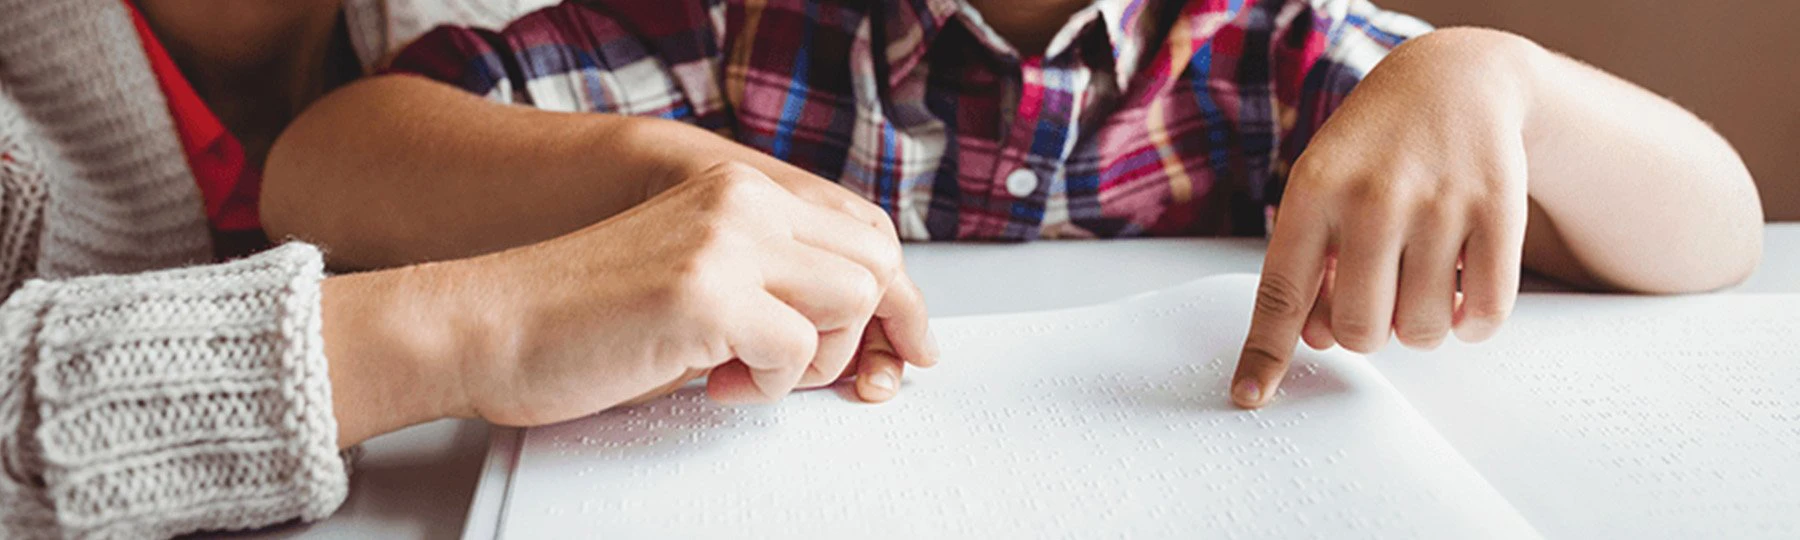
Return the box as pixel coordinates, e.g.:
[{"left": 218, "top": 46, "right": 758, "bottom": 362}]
[{"left": 0, "top": 243, "right": 348, "bottom": 538}]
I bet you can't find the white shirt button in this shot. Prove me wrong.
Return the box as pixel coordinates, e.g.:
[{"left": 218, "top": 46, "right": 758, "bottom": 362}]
[{"left": 1004, "top": 168, "right": 1039, "bottom": 198}]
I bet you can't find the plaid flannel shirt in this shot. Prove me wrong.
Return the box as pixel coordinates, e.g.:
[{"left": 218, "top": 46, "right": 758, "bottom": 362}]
[{"left": 386, "top": 0, "right": 1430, "bottom": 240}]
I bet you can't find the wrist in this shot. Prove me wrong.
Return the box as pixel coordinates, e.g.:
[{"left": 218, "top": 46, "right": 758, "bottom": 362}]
[
  {"left": 1387, "top": 28, "right": 1544, "bottom": 130},
  {"left": 320, "top": 264, "right": 485, "bottom": 445},
  {"left": 592, "top": 115, "right": 731, "bottom": 198},
  {"left": 604, "top": 115, "right": 807, "bottom": 197}
]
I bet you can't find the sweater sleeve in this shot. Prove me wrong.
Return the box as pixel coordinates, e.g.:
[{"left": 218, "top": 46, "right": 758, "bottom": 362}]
[{"left": 0, "top": 243, "right": 349, "bottom": 538}]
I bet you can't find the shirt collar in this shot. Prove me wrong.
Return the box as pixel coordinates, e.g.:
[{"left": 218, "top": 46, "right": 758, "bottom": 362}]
[
  {"left": 123, "top": 0, "right": 230, "bottom": 157},
  {"left": 883, "top": 0, "right": 1163, "bottom": 91},
  {"left": 1095, "top": 0, "right": 1160, "bottom": 90}
]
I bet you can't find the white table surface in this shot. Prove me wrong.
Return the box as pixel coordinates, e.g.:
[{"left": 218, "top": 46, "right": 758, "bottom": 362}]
[{"left": 228, "top": 223, "right": 1800, "bottom": 539}]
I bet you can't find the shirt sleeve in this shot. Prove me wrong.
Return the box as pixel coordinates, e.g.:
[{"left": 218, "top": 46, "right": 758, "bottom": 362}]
[
  {"left": 0, "top": 243, "right": 350, "bottom": 538},
  {"left": 381, "top": 0, "right": 729, "bottom": 127},
  {"left": 1269, "top": 0, "right": 1433, "bottom": 204}
]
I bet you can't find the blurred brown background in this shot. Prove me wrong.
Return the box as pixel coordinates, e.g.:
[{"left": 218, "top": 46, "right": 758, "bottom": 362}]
[{"left": 1379, "top": 0, "right": 1800, "bottom": 221}]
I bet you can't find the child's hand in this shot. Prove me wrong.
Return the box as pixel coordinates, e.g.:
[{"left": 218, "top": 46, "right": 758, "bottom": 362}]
[{"left": 1230, "top": 32, "right": 1534, "bottom": 408}]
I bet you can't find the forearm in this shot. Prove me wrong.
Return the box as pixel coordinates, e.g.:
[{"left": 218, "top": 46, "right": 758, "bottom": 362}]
[
  {"left": 320, "top": 264, "right": 479, "bottom": 446},
  {"left": 264, "top": 76, "right": 691, "bottom": 269},
  {"left": 320, "top": 243, "right": 709, "bottom": 445},
  {"left": 1518, "top": 34, "right": 1761, "bottom": 292},
  {"left": 264, "top": 75, "right": 834, "bottom": 270},
  {"left": 1393, "top": 29, "right": 1763, "bottom": 292}
]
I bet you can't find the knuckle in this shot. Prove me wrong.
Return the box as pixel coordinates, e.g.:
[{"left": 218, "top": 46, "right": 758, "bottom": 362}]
[
  {"left": 689, "top": 213, "right": 733, "bottom": 246},
  {"left": 1238, "top": 342, "right": 1290, "bottom": 372},
  {"left": 866, "top": 237, "right": 904, "bottom": 285},
  {"left": 839, "top": 198, "right": 903, "bottom": 248},
  {"left": 1342, "top": 177, "right": 1394, "bottom": 209},
  {"left": 844, "top": 268, "right": 883, "bottom": 317},
  {"left": 697, "top": 163, "right": 772, "bottom": 209},
  {"left": 796, "top": 366, "right": 835, "bottom": 388},
  {"left": 838, "top": 197, "right": 889, "bottom": 228},
  {"left": 1394, "top": 317, "right": 1449, "bottom": 349},
  {"left": 1473, "top": 197, "right": 1527, "bottom": 231},
  {"left": 1330, "top": 316, "right": 1386, "bottom": 352},
  {"left": 1461, "top": 299, "right": 1511, "bottom": 327},
  {"left": 832, "top": 196, "right": 866, "bottom": 216},
  {"left": 1254, "top": 275, "right": 1311, "bottom": 319},
  {"left": 698, "top": 160, "right": 762, "bottom": 182},
  {"left": 869, "top": 209, "right": 900, "bottom": 237},
  {"left": 1287, "top": 152, "right": 1336, "bottom": 187},
  {"left": 680, "top": 218, "right": 741, "bottom": 265},
  {"left": 1412, "top": 199, "right": 1457, "bottom": 229},
  {"left": 715, "top": 172, "right": 765, "bottom": 204},
  {"left": 783, "top": 328, "right": 820, "bottom": 369},
  {"left": 1338, "top": 205, "right": 1403, "bottom": 240}
]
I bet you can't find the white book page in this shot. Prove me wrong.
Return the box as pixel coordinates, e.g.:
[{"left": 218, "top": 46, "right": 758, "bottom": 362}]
[
  {"left": 1372, "top": 293, "right": 1800, "bottom": 539},
  {"left": 497, "top": 275, "right": 1535, "bottom": 539}
]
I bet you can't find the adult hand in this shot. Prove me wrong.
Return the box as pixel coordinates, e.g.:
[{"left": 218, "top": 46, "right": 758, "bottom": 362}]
[
  {"left": 660, "top": 143, "right": 941, "bottom": 403},
  {"left": 757, "top": 168, "right": 936, "bottom": 401},
  {"left": 329, "top": 162, "right": 938, "bottom": 435}
]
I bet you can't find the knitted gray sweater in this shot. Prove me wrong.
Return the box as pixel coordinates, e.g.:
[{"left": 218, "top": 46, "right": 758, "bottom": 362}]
[
  {"left": 0, "top": 1, "right": 353, "bottom": 537},
  {"left": 0, "top": 0, "right": 578, "bottom": 536}
]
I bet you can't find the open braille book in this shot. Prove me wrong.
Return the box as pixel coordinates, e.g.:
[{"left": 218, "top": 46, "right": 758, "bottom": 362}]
[{"left": 463, "top": 275, "right": 1800, "bottom": 539}]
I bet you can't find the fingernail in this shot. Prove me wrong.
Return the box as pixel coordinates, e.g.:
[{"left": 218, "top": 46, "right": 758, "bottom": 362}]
[
  {"left": 867, "top": 371, "right": 898, "bottom": 392},
  {"left": 1232, "top": 379, "right": 1263, "bottom": 407}
]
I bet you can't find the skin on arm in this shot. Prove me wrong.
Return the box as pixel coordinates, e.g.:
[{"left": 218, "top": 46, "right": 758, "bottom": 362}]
[
  {"left": 267, "top": 76, "right": 937, "bottom": 404},
  {"left": 129, "top": 0, "right": 930, "bottom": 436},
  {"left": 1231, "top": 28, "right": 1763, "bottom": 408},
  {"left": 321, "top": 164, "right": 939, "bottom": 446},
  {"left": 262, "top": 76, "right": 690, "bottom": 269},
  {"left": 267, "top": 76, "right": 910, "bottom": 271}
]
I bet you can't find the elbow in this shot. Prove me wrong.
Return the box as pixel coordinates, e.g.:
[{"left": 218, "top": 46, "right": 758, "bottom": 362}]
[
  {"left": 1601, "top": 225, "right": 1760, "bottom": 296},
  {"left": 259, "top": 76, "right": 405, "bottom": 261},
  {"left": 1689, "top": 151, "right": 1766, "bottom": 293},
  {"left": 259, "top": 77, "right": 396, "bottom": 252},
  {"left": 1691, "top": 225, "right": 1763, "bottom": 293},
  {"left": 258, "top": 159, "right": 301, "bottom": 245},
  {"left": 1700, "top": 187, "right": 1765, "bottom": 293},
  {"left": 259, "top": 130, "right": 324, "bottom": 247},
  {"left": 1647, "top": 173, "right": 1765, "bottom": 295},
  {"left": 261, "top": 116, "right": 369, "bottom": 268},
  {"left": 1572, "top": 166, "right": 1765, "bottom": 296}
]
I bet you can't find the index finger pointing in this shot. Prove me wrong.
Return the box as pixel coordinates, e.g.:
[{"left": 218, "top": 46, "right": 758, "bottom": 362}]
[{"left": 1232, "top": 207, "right": 1331, "bottom": 409}]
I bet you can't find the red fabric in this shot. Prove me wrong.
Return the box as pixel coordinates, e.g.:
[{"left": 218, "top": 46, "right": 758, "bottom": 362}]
[{"left": 123, "top": 0, "right": 264, "bottom": 237}]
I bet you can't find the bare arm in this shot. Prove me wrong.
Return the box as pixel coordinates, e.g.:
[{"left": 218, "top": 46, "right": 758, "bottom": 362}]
[
  {"left": 1506, "top": 29, "right": 1763, "bottom": 292},
  {"left": 262, "top": 75, "right": 688, "bottom": 269},
  {"left": 265, "top": 75, "right": 902, "bottom": 272},
  {"left": 266, "top": 75, "right": 938, "bottom": 404},
  {"left": 319, "top": 163, "right": 934, "bottom": 445}
]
